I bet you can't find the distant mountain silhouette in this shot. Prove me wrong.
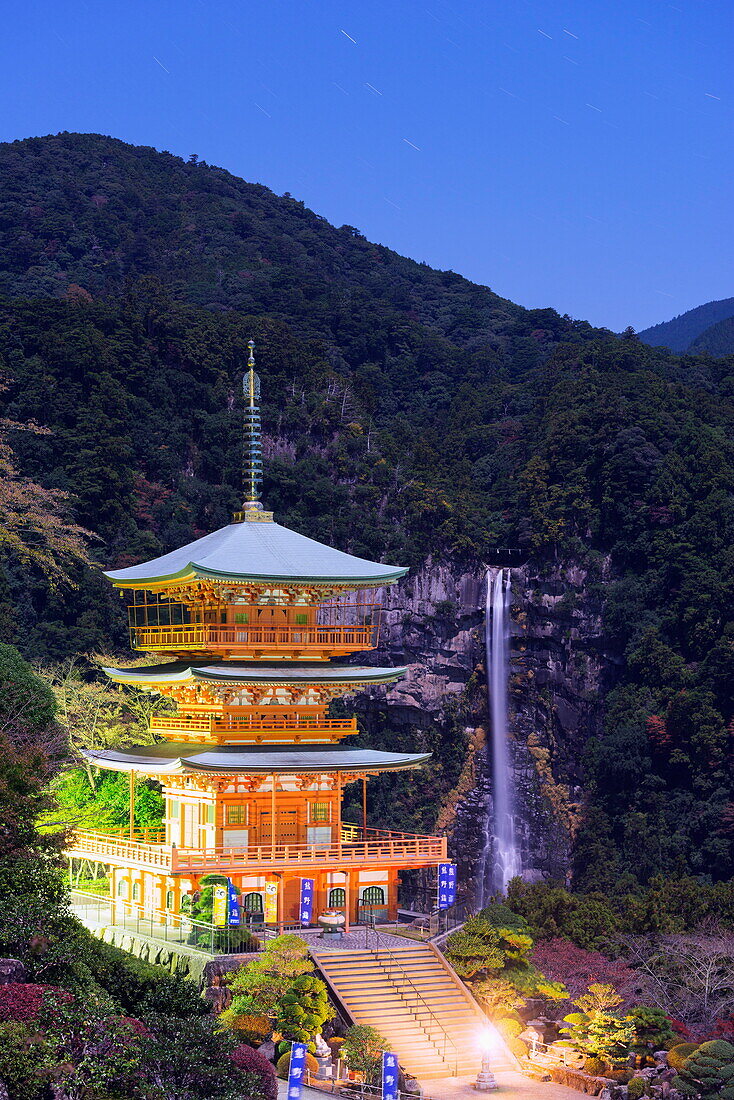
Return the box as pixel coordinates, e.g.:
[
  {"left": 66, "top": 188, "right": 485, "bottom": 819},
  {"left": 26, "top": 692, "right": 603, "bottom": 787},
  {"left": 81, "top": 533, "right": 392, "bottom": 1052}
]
[{"left": 639, "top": 297, "right": 734, "bottom": 353}]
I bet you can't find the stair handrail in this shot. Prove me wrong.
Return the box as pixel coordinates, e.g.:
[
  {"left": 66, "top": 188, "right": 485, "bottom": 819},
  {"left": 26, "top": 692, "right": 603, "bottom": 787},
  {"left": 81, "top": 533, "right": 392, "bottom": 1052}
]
[{"left": 364, "top": 928, "right": 462, "bottom": 1075}]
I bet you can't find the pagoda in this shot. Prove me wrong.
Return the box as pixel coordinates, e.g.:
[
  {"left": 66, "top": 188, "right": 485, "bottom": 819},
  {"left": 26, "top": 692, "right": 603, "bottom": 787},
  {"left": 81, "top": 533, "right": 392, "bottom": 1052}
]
[{"left": 68, "top": 342, "right": 446, "bottom": 931}]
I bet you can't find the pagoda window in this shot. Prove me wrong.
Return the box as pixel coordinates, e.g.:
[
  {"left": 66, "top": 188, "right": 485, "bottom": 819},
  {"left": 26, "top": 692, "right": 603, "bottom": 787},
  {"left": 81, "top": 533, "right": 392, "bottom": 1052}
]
[
  {"left": 234, "top": 613, "right": 249, "bottom": 624},
  {"left": 132, "top": 882, "right": 140, "bottom": 902},
  {"left": 310, "top": 802, "right": 330, "bottom": 823},
  {"left": 169, "top": 800, "right": 179, "bottom": 818},
  {"left": 166, "top": 889, "right": 174, "bottom": 910},
  {"left": 361, "top": 886, "right": 385, "bottom": 905},
  {"left": 242, "top": 892, "right": 264, "bottom": 914},
  {"left": 206, "top": 804, "right": 215, "bottom": 825},
  {"left": 295, "top": 613, "right": 308, "bottom": 625},
  {"left": 226, "top": 805, "right": 247, "bottom": 826},
  {"left": 117, "top": 880, "right": 129, "bottom": 899},
  {"left": 328, "top": 888, "right": 346, "bottom": 908}
]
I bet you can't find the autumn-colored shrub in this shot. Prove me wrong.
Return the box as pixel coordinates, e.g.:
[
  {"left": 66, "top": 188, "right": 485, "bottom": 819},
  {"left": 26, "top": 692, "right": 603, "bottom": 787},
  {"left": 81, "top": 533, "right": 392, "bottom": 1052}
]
[
  {"left": 231, "top": 1044, "right": 278, "bottom": 1100},
  {"left": 530, "top": 940, "right": 636, "bottom": 1007},
  {"left": 0, "top": 983, "right": 70, "bottom": 1022}
]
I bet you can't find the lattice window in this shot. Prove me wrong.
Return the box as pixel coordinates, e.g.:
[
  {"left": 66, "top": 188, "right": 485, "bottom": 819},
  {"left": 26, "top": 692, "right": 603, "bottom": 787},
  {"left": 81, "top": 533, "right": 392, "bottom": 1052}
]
[
  {"left": 242, "top": 892, "right": 264, "bottom": 914},
  {"left": 310, "top": 802, "right": 329, "bottom": 823},
  {"left": 227, "top": 804, "right": 247, "bottom": 825},
  {"left": 361, "top": 886, "right": 385, "bottom": 905},
  {"left": 328, "top": 887, "right": 346, "bottom": 907}
]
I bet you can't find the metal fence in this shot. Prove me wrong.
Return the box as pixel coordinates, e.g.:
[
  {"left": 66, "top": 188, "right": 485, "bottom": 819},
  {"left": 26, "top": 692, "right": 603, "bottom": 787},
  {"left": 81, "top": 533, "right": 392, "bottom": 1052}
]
[{"left": 70, "top": 889, "right": 260, "bottom": 956}]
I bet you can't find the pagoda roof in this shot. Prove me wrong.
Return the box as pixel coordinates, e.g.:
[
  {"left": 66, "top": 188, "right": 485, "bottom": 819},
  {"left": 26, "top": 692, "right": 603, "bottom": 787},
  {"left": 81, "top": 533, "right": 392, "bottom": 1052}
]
[
  {"left": 104, "top": 519, "right": 408, "bottom": 587},
  {"left": 103, "top": 661, "right": 406, "bottom": 687},
  {"left": 81, "top": 743, "right": 430, "bottom": 776}
]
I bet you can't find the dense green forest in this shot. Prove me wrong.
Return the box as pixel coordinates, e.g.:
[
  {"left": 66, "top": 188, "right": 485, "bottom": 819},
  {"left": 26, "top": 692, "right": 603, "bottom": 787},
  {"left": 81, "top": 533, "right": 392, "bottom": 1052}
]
[{"left": 2, "top": 132, "right": 734, "bottom": 889}]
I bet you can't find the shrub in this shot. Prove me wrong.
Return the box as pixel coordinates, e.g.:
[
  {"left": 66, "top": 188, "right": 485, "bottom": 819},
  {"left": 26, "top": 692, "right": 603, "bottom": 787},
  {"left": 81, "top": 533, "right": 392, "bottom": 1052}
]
[
  {"left": 668, "top": 1042, "right": 699, "bottom": 1070},
  {"left": 0, "top": 1021, "right": 49, "bottom": 1100},
  {"left": 672, "top": 1039, "right": 734, "bottom": 1098},
  {"left": 231, "top": 1044, "right": 278, "bottom": 1100},
  {"left": 276, "top": 1050, "right": 319, "bottom": 1080},
  {"left": 584, "top": 1055, "right": 610, "bottom": 1077},
  {"left": 627, "top": 1077, "right": 647, "bottom": 1100},
  {"left": 341, "top": 1025, "right": 390, "bottom": 1083},
  {"left": 0, "top": 982, "right": 69, "bottom": 1022},
  {"left": 495, "top": 1017, "right": 523, "bottom": 1042}
]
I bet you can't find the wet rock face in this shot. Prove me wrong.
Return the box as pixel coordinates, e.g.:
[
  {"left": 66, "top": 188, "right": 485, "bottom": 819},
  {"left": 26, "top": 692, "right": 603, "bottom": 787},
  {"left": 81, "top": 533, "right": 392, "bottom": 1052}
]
[{"left": 355, "top": 557, "right": 617, "bottom": 895}]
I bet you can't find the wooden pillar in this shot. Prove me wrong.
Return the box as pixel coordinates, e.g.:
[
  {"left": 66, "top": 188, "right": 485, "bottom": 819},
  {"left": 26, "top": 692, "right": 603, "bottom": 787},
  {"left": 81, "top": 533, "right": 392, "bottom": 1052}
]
[
  {"left": 362, "top": 777, "right": 367, "bottom": 835},
  {"left": 343, "top": 871, "right": 351, "bottom": 933},
  {"left": 270, "top": 773, "right": 276, "bottom": 849},
  {"left": 129, "top": 771, "right": 136, "bottom": 840},
  {"left": 277, "top": 874, "right": 284, "bottom": 934},
  {"left": 336, "top": 771, "right": 342, "bottom": 856}
]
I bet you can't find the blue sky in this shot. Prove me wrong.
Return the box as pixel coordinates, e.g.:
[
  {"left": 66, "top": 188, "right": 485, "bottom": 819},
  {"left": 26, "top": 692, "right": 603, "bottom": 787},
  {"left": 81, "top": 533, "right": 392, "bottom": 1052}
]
[{"left": 1, "top": 0, "right": 733, "bottom": 331}]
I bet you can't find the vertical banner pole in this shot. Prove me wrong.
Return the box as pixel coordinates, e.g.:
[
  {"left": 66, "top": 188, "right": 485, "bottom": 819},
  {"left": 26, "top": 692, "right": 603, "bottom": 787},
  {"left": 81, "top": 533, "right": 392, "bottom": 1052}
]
[
  {"left": 287, "top": 1042, "right": 308, "bottom": 1100},
  {"left": 382, "top": 1051, "right": 399, "bottom": 1100}
]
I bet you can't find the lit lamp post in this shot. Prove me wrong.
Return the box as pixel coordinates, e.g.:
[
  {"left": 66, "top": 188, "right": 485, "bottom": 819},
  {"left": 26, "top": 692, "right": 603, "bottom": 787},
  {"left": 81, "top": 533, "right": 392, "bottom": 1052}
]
[{"left": 474, "top": 1029, "right": 499, "bottom": 1091}]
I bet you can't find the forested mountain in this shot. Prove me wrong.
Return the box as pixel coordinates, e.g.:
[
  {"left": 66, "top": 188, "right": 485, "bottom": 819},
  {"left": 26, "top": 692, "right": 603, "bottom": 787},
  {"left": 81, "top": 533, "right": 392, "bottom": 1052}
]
[
  {"left": 2, "top": 132, "right": 734, "bottom": 889},
  {"left": 689, "top": 314, "right": 734, "bottom": 357},
  {"left": 639, "top": 296, "right": 734, "bottom": 353}
]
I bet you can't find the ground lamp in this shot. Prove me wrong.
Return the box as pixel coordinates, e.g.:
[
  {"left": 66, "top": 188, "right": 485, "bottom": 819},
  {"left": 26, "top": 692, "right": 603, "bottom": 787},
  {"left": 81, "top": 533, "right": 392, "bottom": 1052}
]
[{"left": 474, "top": 1029, "right": 499, "bottom": 1091}]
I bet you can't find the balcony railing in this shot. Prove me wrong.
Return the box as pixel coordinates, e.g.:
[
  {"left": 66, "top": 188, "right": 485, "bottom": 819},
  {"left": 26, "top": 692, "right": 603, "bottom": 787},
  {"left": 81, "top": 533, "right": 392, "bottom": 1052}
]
[
  {"left": 150, "top": 713, "right": 358, "bottom": 740},
  {"left": 68, "top": 826, "right": 447, "bottom": 874},
  {"left": 130, "top": 623, "right": 377, "bottom": 656}
]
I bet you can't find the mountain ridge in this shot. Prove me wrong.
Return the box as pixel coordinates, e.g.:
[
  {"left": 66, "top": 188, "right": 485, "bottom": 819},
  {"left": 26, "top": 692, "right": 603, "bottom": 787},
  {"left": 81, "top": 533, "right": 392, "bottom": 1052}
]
[{"left": 639, "top": 296, "right": 734, "bottom": 353}]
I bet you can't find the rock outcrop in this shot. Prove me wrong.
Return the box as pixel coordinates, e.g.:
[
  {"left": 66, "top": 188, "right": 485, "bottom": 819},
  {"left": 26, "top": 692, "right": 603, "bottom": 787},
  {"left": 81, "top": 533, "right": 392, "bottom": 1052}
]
[{"left": 353, "top": 556, "right": 617, "bottom": 900}]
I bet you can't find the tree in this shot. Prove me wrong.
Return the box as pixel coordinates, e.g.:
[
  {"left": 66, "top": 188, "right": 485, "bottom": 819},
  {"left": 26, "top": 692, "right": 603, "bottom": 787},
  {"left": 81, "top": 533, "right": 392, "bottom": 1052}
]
[
  {"left": 341, "top": 1025, "right": 390, "bottom": 1084},
  {"left": 561, "top": 984, "right": 636, "bottom": 1065},
  {"left": 622, "top": 928, "right": 734, "bottom": 1033},
  {"left": 221, "top": 935, "right": 314, "bottom": 1025}
]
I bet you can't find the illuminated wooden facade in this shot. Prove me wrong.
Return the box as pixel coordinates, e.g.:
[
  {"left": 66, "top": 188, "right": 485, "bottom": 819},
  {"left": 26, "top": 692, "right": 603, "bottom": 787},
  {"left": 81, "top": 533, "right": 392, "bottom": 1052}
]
[{"left": 67, "top": 343, "right": 445, "bottom": 930}]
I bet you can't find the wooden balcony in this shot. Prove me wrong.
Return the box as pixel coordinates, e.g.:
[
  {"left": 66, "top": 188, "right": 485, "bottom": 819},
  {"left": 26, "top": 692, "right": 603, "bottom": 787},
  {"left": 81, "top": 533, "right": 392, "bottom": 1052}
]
[
  {"left": 150, "top": 713, "right": 358, "bottom": 743},
  {"left": 130, "top": 623, "right": 377, "bottom": 659},
  {"left": 67, "top": 826, "right": 447, "bottom": 875}
]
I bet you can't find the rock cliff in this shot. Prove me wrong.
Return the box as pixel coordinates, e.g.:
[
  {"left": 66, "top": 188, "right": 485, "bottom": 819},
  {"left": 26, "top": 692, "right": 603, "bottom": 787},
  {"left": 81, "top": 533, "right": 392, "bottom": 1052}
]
[{"left": 353, "top": 556, "right": 617, "bottom": 900}]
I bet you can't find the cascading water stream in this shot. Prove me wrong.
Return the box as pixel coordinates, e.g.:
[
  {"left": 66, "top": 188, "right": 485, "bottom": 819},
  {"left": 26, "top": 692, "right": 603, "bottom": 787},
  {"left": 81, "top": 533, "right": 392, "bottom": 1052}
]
[{"left": 477, "top": 568, "right": 521, "bottom": 905}]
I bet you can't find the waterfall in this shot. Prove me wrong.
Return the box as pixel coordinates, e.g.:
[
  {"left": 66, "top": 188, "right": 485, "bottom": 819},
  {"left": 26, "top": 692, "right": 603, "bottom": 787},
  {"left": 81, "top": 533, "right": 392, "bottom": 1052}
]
[{"left": 477, "top": 568, "right": 521, "bottom": 905}]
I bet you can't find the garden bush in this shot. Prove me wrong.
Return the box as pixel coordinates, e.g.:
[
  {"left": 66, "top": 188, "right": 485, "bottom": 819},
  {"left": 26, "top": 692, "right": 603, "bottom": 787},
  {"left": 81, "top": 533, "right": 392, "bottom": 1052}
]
[
  {"left": 627, "top": 1077, "right": 648, "bottom": 1099},
  {"left": 231, "top": 1043, "right": 278, "bottom": 1100},
  {"left": 672, "top": 1039, "right": 734, "bottom": 1098},
  {"left": 276, "top": 1050, "right": 319, "bottom": 1080},
  {"left": 667, "top": 1042, "right": 699, "bottom": 1070},
  {"left": 341, "top": 1025, "right": 390, "bottom": 1083}
]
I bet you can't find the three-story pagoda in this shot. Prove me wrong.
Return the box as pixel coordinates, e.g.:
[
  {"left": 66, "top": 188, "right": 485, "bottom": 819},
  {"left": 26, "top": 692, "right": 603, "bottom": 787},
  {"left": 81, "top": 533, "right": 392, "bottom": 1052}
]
[{"left": 68, "top": 343, "right": 445, "bottom": 929}]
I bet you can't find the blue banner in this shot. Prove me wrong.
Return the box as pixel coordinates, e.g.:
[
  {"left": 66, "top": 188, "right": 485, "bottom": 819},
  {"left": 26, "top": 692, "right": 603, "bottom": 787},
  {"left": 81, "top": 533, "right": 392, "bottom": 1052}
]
[
  {"left": 228, "top": 879, "right": 240, "bottom": 926},
  {"left": 287, "top": 1042, "right": 308, "bottom": 1100},
  {"left": 438, "top": 863, "right": 457, "bottom": 910},
  {"left": 299, "top": 878, "right": 314, "bottom": 925},
  {"left": 382, "top": 1051, "right": 399, "bottom": 1100}
]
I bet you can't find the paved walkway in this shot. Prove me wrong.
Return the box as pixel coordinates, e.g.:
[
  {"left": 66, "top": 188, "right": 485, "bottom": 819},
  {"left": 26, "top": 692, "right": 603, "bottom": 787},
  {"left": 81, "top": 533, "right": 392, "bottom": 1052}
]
[{"left": 278, "top": 1074, "right": 581, "bottom": 1100}]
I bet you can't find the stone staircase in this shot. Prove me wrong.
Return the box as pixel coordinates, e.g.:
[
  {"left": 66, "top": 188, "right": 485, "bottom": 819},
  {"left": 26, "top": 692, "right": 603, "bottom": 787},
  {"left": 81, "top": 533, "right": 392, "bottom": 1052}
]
[{"left": 312, "top": 942, "right": 515, "bottom": 1081}]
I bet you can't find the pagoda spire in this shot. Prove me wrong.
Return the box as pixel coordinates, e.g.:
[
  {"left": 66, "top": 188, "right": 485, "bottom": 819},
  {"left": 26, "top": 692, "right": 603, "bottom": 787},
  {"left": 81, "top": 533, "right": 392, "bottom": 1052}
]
[{"left": 235, "top": 339, "right": 272, "bottom": 522}]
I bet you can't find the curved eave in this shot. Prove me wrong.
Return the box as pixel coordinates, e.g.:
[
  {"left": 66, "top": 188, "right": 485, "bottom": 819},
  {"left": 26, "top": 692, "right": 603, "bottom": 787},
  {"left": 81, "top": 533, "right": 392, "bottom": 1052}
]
[
  {"left": 105, "top": 562, "right": 408, "bottom": 588},
  {"left": 81, "top": 745, "right": 431, "bottom": 776},
  {"left": 102, "top": 520, "right": 408, "bottom": 589},
  {"left": 102, "top": 661, "right": 407, "bottom": 688}
]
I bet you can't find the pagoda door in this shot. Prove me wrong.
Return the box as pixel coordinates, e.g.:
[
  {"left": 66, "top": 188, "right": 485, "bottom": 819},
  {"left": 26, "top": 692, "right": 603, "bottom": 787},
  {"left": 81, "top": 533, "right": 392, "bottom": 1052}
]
[{"left": 260, "top": 808, "right": 298, "bottom": 846}]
